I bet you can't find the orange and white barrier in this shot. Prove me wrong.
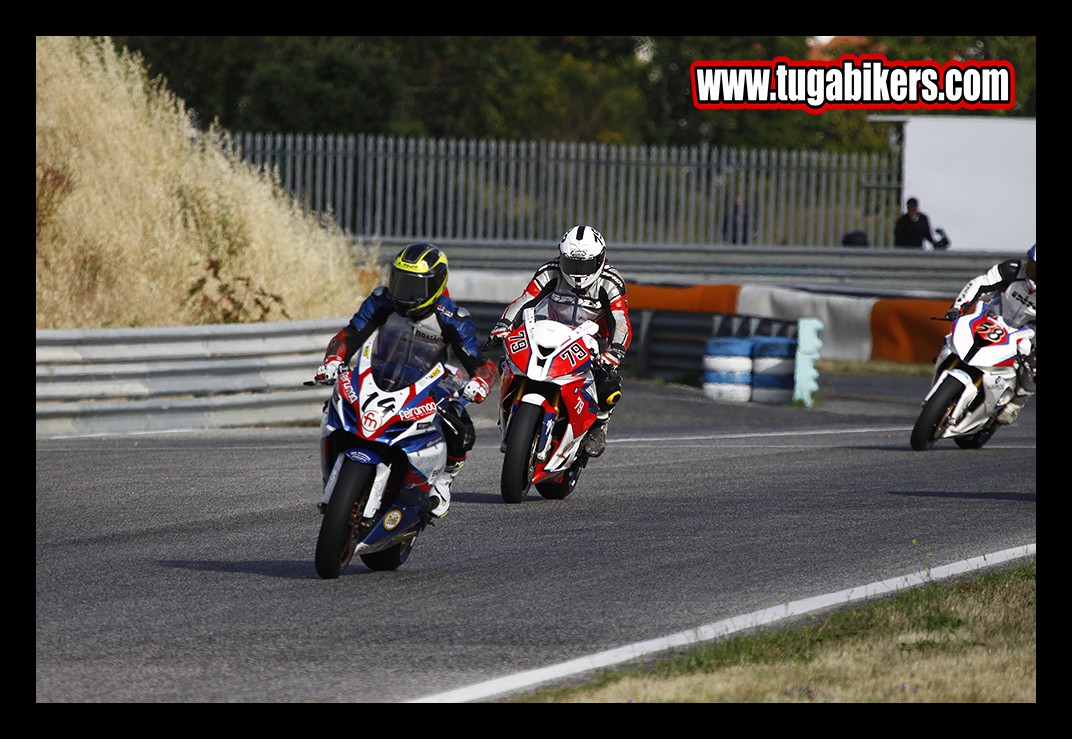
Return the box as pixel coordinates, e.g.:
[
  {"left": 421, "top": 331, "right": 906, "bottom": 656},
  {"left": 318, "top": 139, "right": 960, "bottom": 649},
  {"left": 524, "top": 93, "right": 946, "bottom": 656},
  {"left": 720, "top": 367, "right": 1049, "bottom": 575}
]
[{"left": 451, "top": 273, "right": 950, "bottom": 365}]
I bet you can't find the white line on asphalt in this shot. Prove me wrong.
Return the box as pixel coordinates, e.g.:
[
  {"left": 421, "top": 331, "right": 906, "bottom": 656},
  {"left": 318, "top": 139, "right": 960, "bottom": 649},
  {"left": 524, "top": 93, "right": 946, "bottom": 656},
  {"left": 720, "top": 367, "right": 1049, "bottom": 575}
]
[{"left": 408, "top": 544, "right": 1036, "bottom": 703}]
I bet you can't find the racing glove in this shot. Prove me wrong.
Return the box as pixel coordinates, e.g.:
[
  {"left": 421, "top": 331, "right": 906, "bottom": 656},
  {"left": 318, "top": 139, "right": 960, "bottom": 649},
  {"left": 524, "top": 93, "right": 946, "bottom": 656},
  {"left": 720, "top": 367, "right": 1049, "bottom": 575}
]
[
  {"left": 944, "top": 306, "right": 963, "bottom": 321},
  {"left": 314, "top": 355, "right": 344, "bottom": 385},
  {"left": 462, "top": 375, "right": 490, "bottom": 403},
  {"left": 489, "top": 320, "right": 512, "bottom": 343},
  {"left": 599, "top": 346, "right": 626, "bottom": 373}
]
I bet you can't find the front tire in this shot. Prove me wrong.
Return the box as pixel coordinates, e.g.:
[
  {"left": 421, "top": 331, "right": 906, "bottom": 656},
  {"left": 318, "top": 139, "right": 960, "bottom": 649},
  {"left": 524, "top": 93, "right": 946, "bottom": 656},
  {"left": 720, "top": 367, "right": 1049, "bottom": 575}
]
[
  {"left": 910, "top": 376, "right": 963, "bottom": 451},
  {"left": 501, "top": 402, "right": 542, "bottom": 503},
  {"left": 315, "top": 459, "right": 374, "bottom": 579}
]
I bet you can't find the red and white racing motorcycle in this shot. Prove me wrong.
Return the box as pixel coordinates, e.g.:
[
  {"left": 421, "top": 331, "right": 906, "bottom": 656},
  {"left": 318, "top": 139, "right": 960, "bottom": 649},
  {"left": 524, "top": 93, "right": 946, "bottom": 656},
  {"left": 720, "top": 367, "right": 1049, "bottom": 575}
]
[
  {"left": 489, "top": 290, "right": 604, "bottom": 503},
  {"left": 910, "top": 299, "right": 1035, "bottom": 451}
]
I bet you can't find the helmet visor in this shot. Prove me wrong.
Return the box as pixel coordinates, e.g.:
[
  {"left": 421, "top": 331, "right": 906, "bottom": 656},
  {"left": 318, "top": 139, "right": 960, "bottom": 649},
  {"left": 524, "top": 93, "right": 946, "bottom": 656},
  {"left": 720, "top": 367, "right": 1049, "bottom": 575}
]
[
  {"left": 560, "top": 253, "right": 604, "bottom": 281},
  {"left": 389, "top": 269, "right": 439, "bottom": 308}
]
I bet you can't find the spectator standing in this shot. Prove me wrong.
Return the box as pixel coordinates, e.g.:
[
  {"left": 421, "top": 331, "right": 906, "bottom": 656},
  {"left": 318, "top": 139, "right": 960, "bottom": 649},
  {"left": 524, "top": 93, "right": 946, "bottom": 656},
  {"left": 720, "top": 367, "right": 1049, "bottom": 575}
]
[
  {"left": 723, "top": 196, "right": 750, "bottom": 245},
  {"left": 894, "top": 197, "right": 945, "bottom": 249}
]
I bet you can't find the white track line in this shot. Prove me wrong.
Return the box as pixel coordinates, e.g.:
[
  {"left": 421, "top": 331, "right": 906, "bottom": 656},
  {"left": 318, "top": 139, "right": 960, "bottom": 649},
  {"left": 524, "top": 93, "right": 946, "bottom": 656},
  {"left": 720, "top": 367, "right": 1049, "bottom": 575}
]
[{"left": 409, "top": 544, "right": 1036, "bottom": 703}]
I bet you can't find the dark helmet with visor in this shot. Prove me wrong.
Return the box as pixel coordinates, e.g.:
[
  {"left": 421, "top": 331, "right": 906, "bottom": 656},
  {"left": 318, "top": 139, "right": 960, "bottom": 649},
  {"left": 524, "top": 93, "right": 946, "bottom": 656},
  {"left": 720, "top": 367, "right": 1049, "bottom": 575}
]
[
  {"left": 1024, "top": 244, "right": 1036, "bottom": 291},
  {"left": 388, "top": 243, "right": 448, "bottom": 319}
]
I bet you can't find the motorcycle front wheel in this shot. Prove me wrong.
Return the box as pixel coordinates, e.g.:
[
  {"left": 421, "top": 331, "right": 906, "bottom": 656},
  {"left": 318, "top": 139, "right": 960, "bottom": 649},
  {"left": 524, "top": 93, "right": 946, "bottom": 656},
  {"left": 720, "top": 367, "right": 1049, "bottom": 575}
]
[
  {"left": 315, "top": 459, "right": 373, "bottom": 579},
  {"left": 501, "top": 402, "right": 542, "bottom": 503},
  {"left": 910, "top": 376, "right": 962, "bottom": 451}
]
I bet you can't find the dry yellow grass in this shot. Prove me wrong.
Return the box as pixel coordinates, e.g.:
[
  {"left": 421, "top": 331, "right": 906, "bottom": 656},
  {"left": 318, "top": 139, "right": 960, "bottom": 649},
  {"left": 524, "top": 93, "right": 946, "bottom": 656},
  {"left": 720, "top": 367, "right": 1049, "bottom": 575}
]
[{"left": 36, "top": 36, "right": 381, "bottom": 329}]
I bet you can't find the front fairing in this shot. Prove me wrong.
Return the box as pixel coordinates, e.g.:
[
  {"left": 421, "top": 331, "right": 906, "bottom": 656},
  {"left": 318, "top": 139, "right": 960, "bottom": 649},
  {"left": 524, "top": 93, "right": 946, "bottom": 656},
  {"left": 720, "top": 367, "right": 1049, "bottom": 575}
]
[
  {"left": 501, "top": 290, "right": 600, "bottom": 384},
  {"left": 326, "top": 316, "right": 448, "bottom": 447},
  {"left": 949, "top": 301, "right": 1033, "bottom": 370}
]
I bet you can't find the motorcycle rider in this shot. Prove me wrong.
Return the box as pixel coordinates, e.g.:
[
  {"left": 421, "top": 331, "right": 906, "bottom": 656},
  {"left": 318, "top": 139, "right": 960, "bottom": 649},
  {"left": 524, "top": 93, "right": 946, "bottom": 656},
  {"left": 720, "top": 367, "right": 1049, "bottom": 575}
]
[
  {"left": 489, "top": 225, "right": 632, "bottom": 457},
  {"left": 944, "top": 244, "right": 1036, "bottom": 425},
  {"left": 314, "top": 243, "right": 498, "bottom": 519}
]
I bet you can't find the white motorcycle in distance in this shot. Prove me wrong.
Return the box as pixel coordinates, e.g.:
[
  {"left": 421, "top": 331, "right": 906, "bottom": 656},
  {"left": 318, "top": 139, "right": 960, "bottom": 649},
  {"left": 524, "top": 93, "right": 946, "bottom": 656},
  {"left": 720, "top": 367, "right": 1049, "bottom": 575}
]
[{"left": 910, "top": 299, "right": 1035, "bottom": 451}]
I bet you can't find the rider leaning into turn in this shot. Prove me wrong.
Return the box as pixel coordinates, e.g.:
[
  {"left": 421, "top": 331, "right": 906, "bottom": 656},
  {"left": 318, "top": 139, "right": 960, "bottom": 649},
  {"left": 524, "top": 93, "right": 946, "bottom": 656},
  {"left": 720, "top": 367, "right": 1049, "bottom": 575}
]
[
  {"left": 945, "top": 243, "right": 1036, "bottom": 425},
  {"left": 313, "top": 243, "right": 498, "bottom": 519},
  {"left": 490, "top": 225, "right": 633, "bottom": 458}
]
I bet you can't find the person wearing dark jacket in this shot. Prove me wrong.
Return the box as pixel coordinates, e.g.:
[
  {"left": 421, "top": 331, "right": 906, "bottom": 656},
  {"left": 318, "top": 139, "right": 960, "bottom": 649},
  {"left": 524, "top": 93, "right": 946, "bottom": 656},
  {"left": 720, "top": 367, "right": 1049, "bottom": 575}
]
[{"left": 894, "top": 197, "right": 948, "bottom": 249}]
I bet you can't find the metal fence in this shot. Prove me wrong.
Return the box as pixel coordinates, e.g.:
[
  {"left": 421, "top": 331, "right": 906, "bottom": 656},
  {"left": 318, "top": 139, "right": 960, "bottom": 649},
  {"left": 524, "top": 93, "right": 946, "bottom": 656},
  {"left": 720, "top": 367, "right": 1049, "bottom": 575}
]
[{"left": 232, "top": 132, "right": 902, "bottom": 250}]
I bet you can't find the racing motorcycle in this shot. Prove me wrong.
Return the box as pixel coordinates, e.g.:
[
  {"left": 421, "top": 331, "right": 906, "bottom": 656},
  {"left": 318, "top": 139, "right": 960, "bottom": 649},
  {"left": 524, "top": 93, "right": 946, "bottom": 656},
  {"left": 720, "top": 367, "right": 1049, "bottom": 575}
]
[
  {"left": 307, "top": 318, "right": 465, "bottom": 578},
  {"left": 910, "top": 299, "right": 1034, "bottom": 451},
  {"left": 488, "top": 290, "right": 607, "bottom": 504}
]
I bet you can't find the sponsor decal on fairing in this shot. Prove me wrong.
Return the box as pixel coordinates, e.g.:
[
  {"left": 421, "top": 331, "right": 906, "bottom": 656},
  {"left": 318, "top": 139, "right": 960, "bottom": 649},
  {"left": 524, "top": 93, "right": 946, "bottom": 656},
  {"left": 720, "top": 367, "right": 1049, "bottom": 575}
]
[{"left": 383, "top": 510, "right": 402, "bottom": 530}]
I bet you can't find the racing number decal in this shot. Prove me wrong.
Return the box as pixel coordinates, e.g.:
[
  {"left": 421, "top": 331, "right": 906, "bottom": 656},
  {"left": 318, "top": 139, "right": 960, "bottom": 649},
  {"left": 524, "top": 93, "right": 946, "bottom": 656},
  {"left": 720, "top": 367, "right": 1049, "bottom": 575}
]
[
  {"left": 508, "top": 336, "right": 528, "bottom": 353},
  {"left": 559, "top": 343, "right": 588, "bottom": 366},
  {"left": 361, "top": 390, "right": 397, "bottom": 414},
  {"left": 974, "top": 318, "right": 1007, "bottom": 343}
]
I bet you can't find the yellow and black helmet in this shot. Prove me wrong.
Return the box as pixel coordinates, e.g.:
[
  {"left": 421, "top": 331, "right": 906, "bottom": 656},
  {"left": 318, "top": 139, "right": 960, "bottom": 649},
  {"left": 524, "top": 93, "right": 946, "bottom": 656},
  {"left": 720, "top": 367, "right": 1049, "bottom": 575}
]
[{"left": 388, "top": 243, "right": 448, "bottom": 319}]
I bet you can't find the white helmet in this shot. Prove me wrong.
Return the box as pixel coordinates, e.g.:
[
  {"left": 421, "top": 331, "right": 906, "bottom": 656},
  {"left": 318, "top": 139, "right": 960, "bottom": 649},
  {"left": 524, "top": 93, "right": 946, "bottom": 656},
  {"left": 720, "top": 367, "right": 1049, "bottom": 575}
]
[{"left": 558, "top": 225, "right": 606, "bottom": 290}]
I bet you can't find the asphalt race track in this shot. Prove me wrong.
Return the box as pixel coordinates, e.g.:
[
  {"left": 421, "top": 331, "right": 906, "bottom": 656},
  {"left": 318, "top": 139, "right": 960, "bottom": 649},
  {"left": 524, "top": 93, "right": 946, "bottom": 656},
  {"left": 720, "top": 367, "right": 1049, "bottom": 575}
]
[{"left": 36, "top": 373, "right": 1036, "bottom": 703}]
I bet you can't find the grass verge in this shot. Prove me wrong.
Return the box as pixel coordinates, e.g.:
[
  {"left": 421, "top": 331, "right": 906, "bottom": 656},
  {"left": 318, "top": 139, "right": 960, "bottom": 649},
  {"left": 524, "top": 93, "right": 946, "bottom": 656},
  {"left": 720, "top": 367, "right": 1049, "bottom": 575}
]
[{"left": 512, "top": 558, "right": 1035, "bottom": 703}]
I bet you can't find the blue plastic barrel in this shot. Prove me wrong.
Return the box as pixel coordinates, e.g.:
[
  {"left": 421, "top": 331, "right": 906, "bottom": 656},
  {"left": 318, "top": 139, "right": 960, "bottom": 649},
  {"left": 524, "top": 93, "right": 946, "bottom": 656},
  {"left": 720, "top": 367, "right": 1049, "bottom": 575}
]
[
  {"left": 751, "top": 336, "right": 797, "bottom": 404},
  {"left": 702, "top": 337, "right": 754, "bottom": 402}
]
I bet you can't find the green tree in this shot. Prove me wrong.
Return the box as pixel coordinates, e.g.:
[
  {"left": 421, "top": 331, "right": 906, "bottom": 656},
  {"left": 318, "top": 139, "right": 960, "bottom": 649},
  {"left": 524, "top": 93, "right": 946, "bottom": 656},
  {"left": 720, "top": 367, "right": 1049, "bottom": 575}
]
[
  {"left": 639, "top": 35, "right": 892, "bottom": 152},
  {"left": 868, "top": 35, "right": 1036, "bottom": 116},
  {"left": 107, "top": 35, "right": 1033, "bottom": 150},
  {"left": 238, "top": 38, "right": 402, "bottom": 133},
  {"left": 363, "top": 36, "right": 549, "bottom": 139},
  {"left": 111, "top": 36, "right": 272, "bottom": 128}
]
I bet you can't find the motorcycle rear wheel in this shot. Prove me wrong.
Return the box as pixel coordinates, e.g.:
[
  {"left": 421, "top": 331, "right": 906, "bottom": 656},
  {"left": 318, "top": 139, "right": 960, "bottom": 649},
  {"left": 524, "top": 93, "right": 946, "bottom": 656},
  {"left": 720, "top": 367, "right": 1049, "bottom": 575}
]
[
  {"left": 910, "top": 376, "right": 962, "bottom": 451},
  {"left": 501, "top": 402, "right": 542, "bottom": 503},
  {"left": 360, "top": 537, "right": 414, "bottom": 571},
  {"left": 535, "top": 456, "right": 584, "bottom": 500},
  {"left": 315, "top": 458, "right": 374, "bottom": 579}
]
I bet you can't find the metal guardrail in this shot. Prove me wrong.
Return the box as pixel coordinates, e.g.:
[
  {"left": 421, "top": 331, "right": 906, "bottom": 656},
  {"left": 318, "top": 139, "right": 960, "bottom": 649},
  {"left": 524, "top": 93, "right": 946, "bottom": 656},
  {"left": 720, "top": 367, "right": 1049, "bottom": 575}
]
[
  {"left": 36, "top": 306, "right": 797, "bottom": 438},
  {"left": 374, "top": 242, "right": 1015, "bottom": 298},
  {"left": 36, "top": 319, "right": 340, "bottom": 438}
]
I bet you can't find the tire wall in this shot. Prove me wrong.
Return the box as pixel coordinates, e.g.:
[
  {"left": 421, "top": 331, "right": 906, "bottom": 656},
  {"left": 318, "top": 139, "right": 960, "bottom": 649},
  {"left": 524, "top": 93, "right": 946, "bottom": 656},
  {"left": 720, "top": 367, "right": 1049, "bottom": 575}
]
[{"left": 628, "top": 284, "right": 948, "bottom": 365}]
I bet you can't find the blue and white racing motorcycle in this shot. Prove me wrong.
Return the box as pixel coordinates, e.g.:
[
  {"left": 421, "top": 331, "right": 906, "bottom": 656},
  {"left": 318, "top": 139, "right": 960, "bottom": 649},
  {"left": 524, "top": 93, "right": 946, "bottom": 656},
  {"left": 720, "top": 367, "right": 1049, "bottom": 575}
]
[
  {"left": 308, "top": 318, "right": 464, "bottom": 578},
  {"left": 910, "top": 299, "right": 1034, "bottom": 451}
]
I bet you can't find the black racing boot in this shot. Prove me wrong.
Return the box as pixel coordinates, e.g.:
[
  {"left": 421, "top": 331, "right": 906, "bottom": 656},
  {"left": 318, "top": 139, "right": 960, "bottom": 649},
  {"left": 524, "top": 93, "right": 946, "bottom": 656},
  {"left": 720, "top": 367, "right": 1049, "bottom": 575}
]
[{"left": 583, "top": 414, "right": 609, "bottom": 457}]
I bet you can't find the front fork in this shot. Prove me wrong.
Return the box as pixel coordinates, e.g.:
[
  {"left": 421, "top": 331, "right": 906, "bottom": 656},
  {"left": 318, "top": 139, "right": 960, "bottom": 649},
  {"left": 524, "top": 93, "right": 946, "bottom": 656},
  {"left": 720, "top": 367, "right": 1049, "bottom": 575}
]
[
  {"left": 500, "top": 376, "right": 560, "bottom": 461},
  {"left": 319, "top": 452, "right": 391, "bottom": 518}
]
